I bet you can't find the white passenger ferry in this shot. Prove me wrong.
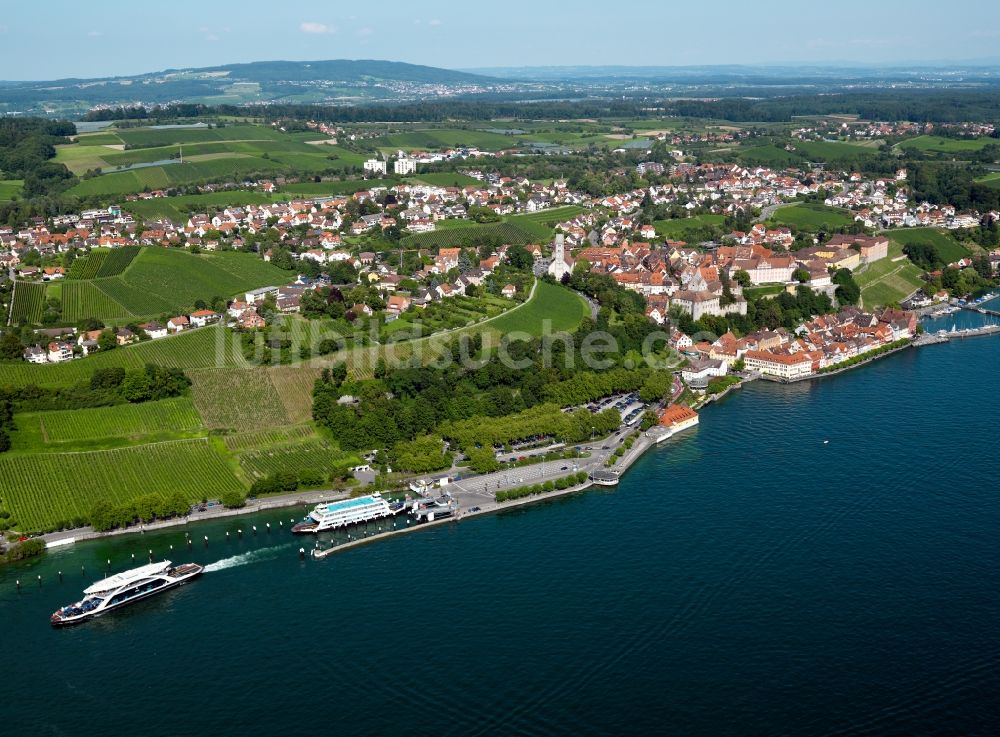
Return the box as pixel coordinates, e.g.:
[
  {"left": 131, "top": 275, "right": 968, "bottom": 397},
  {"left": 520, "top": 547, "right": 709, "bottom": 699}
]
[
  {"left": 50, "top": 561, "right": 203, "bottom": 627},
  {"left": 292, "top": 493, "right": 403, "bottom": 534}
]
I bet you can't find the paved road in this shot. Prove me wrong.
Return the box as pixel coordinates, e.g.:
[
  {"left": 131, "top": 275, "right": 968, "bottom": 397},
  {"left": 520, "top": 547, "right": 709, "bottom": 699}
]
[{"left": 754, "top": 203, "right": 783, "bottom": 223}]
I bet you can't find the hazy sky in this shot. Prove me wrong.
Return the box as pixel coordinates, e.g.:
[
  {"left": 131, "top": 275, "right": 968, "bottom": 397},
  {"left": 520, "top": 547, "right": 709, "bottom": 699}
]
[{"left": 2, "top": 0, "right": 999, "bottom": 79}]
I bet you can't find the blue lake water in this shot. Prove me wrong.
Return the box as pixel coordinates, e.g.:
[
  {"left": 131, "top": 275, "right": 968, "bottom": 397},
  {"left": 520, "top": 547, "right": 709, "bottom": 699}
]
[{"left": 2, "top": 327, "right": 1000, "bottom": 735}]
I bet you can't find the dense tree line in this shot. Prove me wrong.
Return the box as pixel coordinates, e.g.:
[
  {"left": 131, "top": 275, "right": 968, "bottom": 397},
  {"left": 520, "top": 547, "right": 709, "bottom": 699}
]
[
  {"left": 1, "top": 364, "right": 191, "bottom": 416},
  {"left": 81, "top": 90, "right": 1000, "bottom": 128},
  {"left": 0, "top": 118, "right": 77, "bottom": 198},
  {"left": 909, "top": 162, "right": 1000, "bottom": 211}
]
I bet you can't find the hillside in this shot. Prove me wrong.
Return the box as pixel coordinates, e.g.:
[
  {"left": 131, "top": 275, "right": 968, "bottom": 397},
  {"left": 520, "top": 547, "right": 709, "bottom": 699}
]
[
  {"left": 9, "top": 247, "right": 291, "bottom": 326},
  {"left": 0, "top": 59, "right": 499, "bottom": 116}
]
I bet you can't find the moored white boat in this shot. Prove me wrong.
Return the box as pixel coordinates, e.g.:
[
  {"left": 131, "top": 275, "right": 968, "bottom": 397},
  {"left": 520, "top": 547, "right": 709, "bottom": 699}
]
[{"left": 292, "top": 493, "right": 402, "bottom": 534}]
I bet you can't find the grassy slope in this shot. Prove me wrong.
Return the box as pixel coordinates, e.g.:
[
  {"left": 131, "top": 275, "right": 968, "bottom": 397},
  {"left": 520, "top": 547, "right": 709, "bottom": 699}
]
[
  {"left": 768, "top": 203, "right": 854, "bottom": 230},
  {"left": 899, "top": 135, "right": 997, "bottom": 153},
  {"left": 888, "top": 228, "right": 971, "bottom": 264},
  {"left": 856, "top": 257, "right": 926, "bottom": 308},
  {"left": 0, "top": 324, "right": 247, "bottom": 388},
  {"left": 487, "top": 280, "right": 589, "bottom": 335},
  {"left": 653, "top": 214, "right": 726, "bottom": 240},
  {"left": 56, "top": 248, "right": 290, "bottom": 324}
]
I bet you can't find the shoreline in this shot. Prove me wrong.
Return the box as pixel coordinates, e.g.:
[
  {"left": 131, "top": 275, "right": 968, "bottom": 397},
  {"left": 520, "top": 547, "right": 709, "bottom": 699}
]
[{"left": 30, "top": 324, "right": 996, "bottom": 554}]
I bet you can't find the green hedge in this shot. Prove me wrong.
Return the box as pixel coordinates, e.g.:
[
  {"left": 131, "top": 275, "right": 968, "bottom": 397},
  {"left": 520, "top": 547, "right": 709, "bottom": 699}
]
[{"left": 496, "top": 471, "right": 588, "bottom": 502}]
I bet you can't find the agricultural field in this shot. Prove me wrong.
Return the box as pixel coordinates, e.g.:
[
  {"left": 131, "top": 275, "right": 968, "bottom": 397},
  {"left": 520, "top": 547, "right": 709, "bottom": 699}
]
[
  {"left": 487, "top": 280, "right": 589, "bottom": 336},
  {"left": 237, "top": 439, "right": 359, "bottom": 480},
  {"left": 411, "top": 172, "right": 482, "bottom": 187},
  {"left": 507, "top": 206, "right": 586, "bottom": 239},
  {"left": 47, "top": 247, "right": 290, "bottom": 323},
  {"left": 887, "top": 228, "right": 971, "bottom": 265},
  {"left": 11, "top": 397, "right": 204, "bottom": 451},
  {"left": 97, "top": 246, "right": 141, "bottom": 276},
  {"left": 856, "top": 257, "right": 926, "bottom": 308},
  {"left": 371, "top": 128, "right": 525, "bottom": 152},
  {"left": 976, "top": 172, "right": 1000, "bottom": 189},
  {"left": 222, "top": 424, "right": 317, "bottom": 453},
  {"left": 61, "top": 124, "right": 368, "bottom": 198},
  {"left": 125, "top": 192, "right": 277, "bottom": 221},
  {"left": 9, "top": 281, "right": 47, "bottom": 324},
  {"left": 898, "top": 135, "right": 999, "bottom": 154},
  {"left": 768, "top": 203, "right": 854, "bottom": 231},
  {"left": 653, "top": 214, "right": 727, "bottom": 241},
  {"left": 267, "top": 365, "right": 323, "bottom": 424},
  {"left": 189, "top": 368, "right": 290, "bottom": 430},
  {"left": 400, "top": 222, "right": 536, "bottom": 249},
  {"left": 61, "top": 281, "right": 135, "bottom": 322},
  {"left": 789, "top": 139, "right": 876, "bottom": 162},
  {"left": 0, "top": 324, "right": 247, "bottom": 388},
  {"left": 68, "top": 249, "right": 108, "bottom": 279},
  {"left": 0, "top": 179, "right": 23, "bottom": 200},
  {"left": 0, "top": 439, "right": 244, "bottom": 532}
]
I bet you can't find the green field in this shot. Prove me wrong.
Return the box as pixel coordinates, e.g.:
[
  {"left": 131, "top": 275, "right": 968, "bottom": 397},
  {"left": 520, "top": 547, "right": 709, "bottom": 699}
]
[
  {"left": 976, "top": 172, "right": 1000, "bottom": 189},
  {"left": 856, "top": 257, "right": 926, "bottom": 308},
  {"left": 0, "top": 179, "right": 23, "bottom": 200},
  {"left": 737, "top": 139, "right": 874, "bottom": 167},
  {"left": 0, "top": 324, "right": 247, "bottom": 388},
  {"left": 487, "top": 280, "right": 589, "bottom": 336},
  {"left": 61, "top": 124, "right": 369, "bottom": 198},
  {"left": 653, "top": 214, "right": 726, "bottom": 241},
  {"left": 53, "top": 247, "right": 289, "bottom": 323},
  {"left": 768, "top": 203, "right": 854, "bottom": 231},
  {"left": 507, "top": 206, "right": 586, "bottom": 239},
  {"left": 372, "top": 128, "right": 526, "bottom": 152},
  {"left": 237, "top": 439, "right": 359, "bottom": 480},
  {"left": 125, "top": 192, "right": 277, "bottom": 222},
  {"left": 887, "top": 228, "right": 971, "bottom": 265},
  {"left": 190, "top": 368, "right": 290, "bottom": 430},
  {"left": 745, "top": 284, "right": 786, "bottom": 300},
  {"left": 898, "top": 135, "right": 999, "bottom": 154},
  {"left": 400, "top": 222, "right": 537, "bottom": 249},
  {"left": 9, "top": 281, "right": 47, "bottom": 324},
  {"left": 0, "top": 439, "right": 244, "bottom": 531},
  {"left": 11, "top": 397, "right": 204, "bottom": 450},
  {"left": 62, "top": 281, "right": 136, "bottom": 322},
  {"left": 411, "top": 172, "right": 482, "bottom": 187},
  {"left": 789, "top": 139, "right": 876, "bottom": 162}
]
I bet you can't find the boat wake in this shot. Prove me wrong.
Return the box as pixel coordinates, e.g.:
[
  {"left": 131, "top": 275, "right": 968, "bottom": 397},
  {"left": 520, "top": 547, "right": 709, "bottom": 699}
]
[{"left": 204, "top": 545, "right": 294, "bottom": 573}]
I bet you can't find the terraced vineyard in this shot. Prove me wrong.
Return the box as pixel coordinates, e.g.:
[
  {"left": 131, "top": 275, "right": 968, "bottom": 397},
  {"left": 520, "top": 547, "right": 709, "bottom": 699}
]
[
  {"left": 13, "top": 397, "right": 204, "bottom": 449},
  {"left": 0, "top": 439, "right": 244, "bottom": 531},
  {"left": 0, "top": 324, "right": 247, "bottom": 388},
  {"left": 189, "top": 368, "right": 290, "bottom": 430},
  {"left": 237, "top": 439, "right": 359, "bottom": 480},
  {"left": 9, "top": 281, "right": 47, "bottom": 324}
]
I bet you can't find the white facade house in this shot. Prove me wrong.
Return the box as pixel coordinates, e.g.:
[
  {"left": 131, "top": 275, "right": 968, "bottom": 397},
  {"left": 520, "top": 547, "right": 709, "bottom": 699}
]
[
  {"left": 364, "top": 159, "right": 387, "bottom": 176},
  {"left": 394, "top": 157, "right": 418, "bottom": 175}
]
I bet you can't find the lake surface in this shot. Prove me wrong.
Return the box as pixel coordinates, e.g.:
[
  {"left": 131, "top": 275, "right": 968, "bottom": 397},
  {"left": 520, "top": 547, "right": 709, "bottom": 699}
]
[{"left": 3, "top": 327, "right": 999, "bottom": 736}]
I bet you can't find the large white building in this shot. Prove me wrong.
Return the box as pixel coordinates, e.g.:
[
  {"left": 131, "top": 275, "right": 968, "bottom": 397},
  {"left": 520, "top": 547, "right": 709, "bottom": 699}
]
[
  {"left": 364, "top": 158, "right": 387, "bottom": 176},
  {"left": 743, "top": 350, "right": 813, "bottom": 380},
  {"left": 394, "top": 156, "right": 418, "bottom": 175}
]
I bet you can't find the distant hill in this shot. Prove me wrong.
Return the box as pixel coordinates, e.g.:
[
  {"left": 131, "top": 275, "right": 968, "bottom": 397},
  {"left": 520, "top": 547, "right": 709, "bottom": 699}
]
[{"left": 0, "top": 59, "right": 500, "bottom": 117}]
